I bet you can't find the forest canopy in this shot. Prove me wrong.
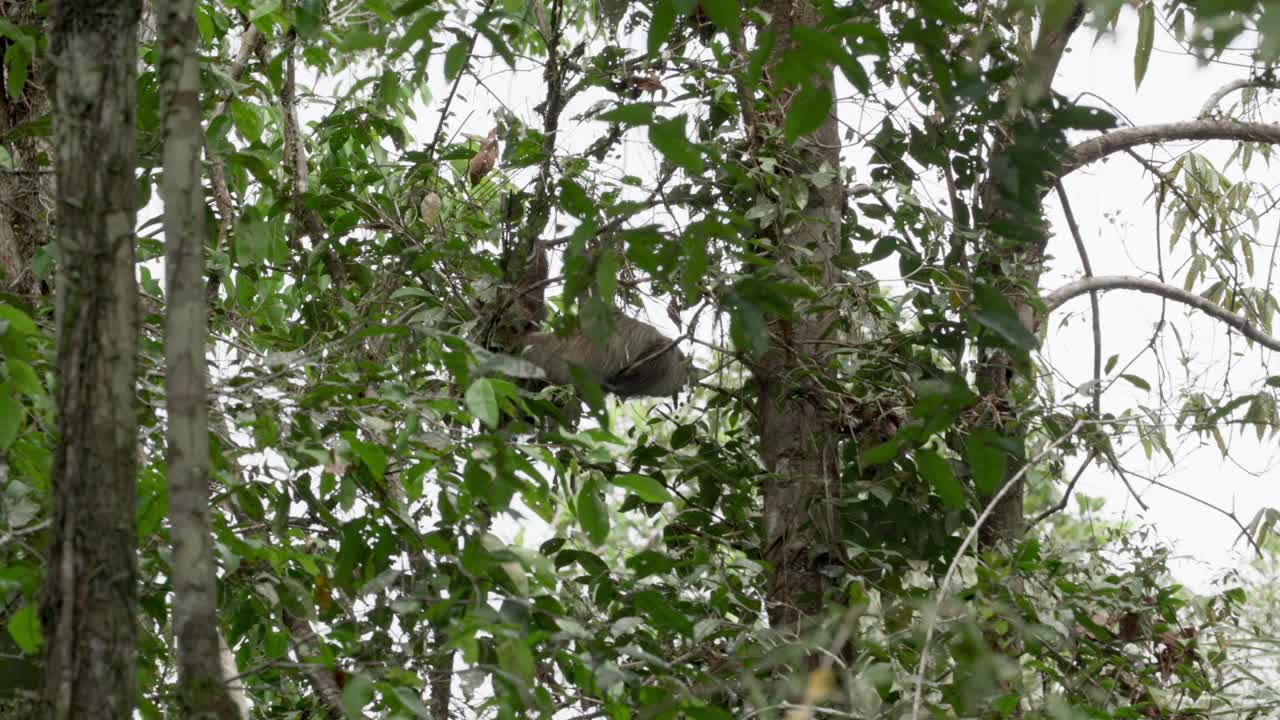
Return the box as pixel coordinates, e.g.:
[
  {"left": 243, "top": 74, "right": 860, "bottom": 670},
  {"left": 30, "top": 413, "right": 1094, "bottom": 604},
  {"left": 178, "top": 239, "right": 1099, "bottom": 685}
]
[{"left": 4, "top": 0, "right": 1280, "bottom": 718}]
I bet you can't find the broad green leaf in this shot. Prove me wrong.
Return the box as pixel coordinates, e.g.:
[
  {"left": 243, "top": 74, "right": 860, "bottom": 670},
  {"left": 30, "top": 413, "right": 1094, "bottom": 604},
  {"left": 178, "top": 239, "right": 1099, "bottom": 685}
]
[
  {"left": 648, "top": 0, "right": 676, "bottom": 56},
  {"left": 444, "top": 40, "right": 469, "bottom": 81},
  {"left": 341, "top": 673, "right": 375, "bottom": 717},
  {"left": 395, "top": 10, "right": 445, "bottom": 55},
  {"left": 632, "top": 589, "right": 693, "bottom": 636},
  {"left": 395, "top": 0, "right": 434, "bottom": 15},
  {"left": 599, "top": 103, "right": 656, "bottom": 126},
  {"left": 559, "top": 178, "right": 594, "bottom": 218},
  {"left": 595, "top": 250, "right": 622, "bottom": 304},
  {"left": 7, "top": 359, "right": 41, "bottom": 398},
  {"left": 916, "top": 448, "right": 966, "bottom": 508},
  {"left": 650, "top": 115, "right": 703, "bottom": 173},
  {"left": 965, "top": 430, "right": 1007, "bottom": 496},
  {"left": 4, "top": 43, "right": 29, "bottom": 101},
  {"left": 338, "top": 29, "right": 384, "bottom": 51},
  {"left": 350, "top": 439, "right": 386, "bottom": 482},
  {"left": 576, "top": 480, "right": 610, "bottom": 545},
  {"left": 5, "top": 602, "right": 40, "bottom": 654},
  {"left": 498, "top": 638, "right": 536, "bottom": 683},
  {"left": 0, "top": 303, "right": 36, "bottom": 336},
  {"left": 611, "top": 473, "right": 674, "bottom": 504},
  {"left": 1135, "top": 3, "right": 1155, "bottom": 89},
  {"left": 861, "top": 438, "right": 900, "bottom": 466},
  {"left": 465, "top": 378, "right": 500, "bottom": 428},
  {"left": 700, "top": 0, "right": 738, "bottom": 35},
  {"left": 1119, "top": 374, "right": 1151, "bottom": 391},
  {"left": 0, "top": 382, "right": 22, "bottom": 450},
  {"left": 971, "top": 284, "right": 1039, "bottom": 352},
  {"left": 784, "top": 83, "right": 832, "bottom": 143}
]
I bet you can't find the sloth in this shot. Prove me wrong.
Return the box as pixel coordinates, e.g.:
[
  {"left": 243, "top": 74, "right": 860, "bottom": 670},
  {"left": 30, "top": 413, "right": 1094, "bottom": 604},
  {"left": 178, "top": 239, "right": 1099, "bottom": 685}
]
[
  {"left": 485, "top": 235, "right": 697, "bottom": 399},
  {"left": 519, "top": 313, "right": 698, "bottom": 398}
]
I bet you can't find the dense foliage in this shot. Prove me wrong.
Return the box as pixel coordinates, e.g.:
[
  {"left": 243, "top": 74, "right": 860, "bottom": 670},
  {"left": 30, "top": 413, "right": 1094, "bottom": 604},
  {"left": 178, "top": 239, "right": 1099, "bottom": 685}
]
[{"left": 5, "top": 0, "right": 1280, "bottom": 718}]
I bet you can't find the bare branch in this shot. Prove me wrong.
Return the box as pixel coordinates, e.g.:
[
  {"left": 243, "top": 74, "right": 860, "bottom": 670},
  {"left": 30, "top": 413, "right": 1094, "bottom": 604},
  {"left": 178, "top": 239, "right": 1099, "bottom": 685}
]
[
  {"left": 1044, "top": 275, "right": 1280, "bottom": 352},
  {"left": 1055, "top": 181, "right": 1101, "bottom": 416},
  {"left": 1199, "top": 78, "right": 1276, "bottom": 118},
  {"left": 1061, "top": 120, "right": 1280, "bottom": 178}
]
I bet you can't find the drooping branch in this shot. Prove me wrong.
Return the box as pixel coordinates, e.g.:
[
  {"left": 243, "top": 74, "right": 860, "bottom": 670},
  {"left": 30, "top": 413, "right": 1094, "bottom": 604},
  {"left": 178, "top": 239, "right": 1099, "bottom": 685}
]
[
  {"left": 1199, "top": 78, "right": 1277, "bottom": 118},
  {"left": 1044, "top": 275, "right": 1280, "bottom": 352},
  {"left": 1061, "top": 120, "right": 1280, "bottom": 178}
]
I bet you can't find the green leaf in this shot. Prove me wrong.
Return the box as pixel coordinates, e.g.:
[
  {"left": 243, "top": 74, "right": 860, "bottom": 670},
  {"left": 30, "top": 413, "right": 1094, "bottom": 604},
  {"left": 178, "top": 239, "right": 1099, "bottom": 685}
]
[
  {"left": 699, "top": 0, "right": 738, "bottom": 35},
  {"left": 337, "top": 29, "right": 384, "bottom": 51},
  {"left": 965, "top": 430, "right": 1007, "bottom": 496},
  {"left": 5, "top": 602, "right": 41, "bottom": 654},
  {"left": 632, "top": 589, "right": 693, "bottom": 636},
  {"left": 861, "top": 438, "right": 900, "bottom": 466},
  {"left": 0, "top": 382, "right": 23, "bottom": 451},
  {"left": 648, "top": 0, "right": 676, "bottom": 56},
  {"left": 0, "top": 303, "right": 36, "bottom": 336},
  {"left": 916, "top": 449, "right": 966, "bottom": 508},
  {"left": 395, "top": 0, "right": 434, "bottom": 16},
  {"left": 340, "top": 673, "right": 375, "bottom": 717},
  {"left": 465, "top": 378, "right": 500, "bottom": 428},
  {"left": 7, "top": 359, "right": 41, "bottom": 398},
  {"left": 350, "top": 440, "right": 386, "bottom": 482},
  {"left": 229, "top": 100, "right": 263, "bottom": 142},
  {"left": 650, "top": 115, "right": 704, "bottom": 173},
  {"left": 1119, "top": 374, "right": 1151, "bottom": 391},
  {"left": 611, "top": 474, "right": 674, "bottom": 504},
  {"left": 444, "top": 41, "right": 469, "bottom": 82},
  {"left": 577, "top": 480, "right": 610, "bottom": 545},
  {"left": 498, "top": 638, "right": 536, "bottom": 684},
  {"left": 595, "top": 250, "right": 622, "bottom": 304},
  {"left": 4, "top": 43, "right": 30, "bottom": 101},
  {"left": 1104, "top": 354, "right": 1119, "bottom": 374},
  {"left": 971, "top": 284, "right": 1039, "bottom": 352},
  {"left": 395, "top": 10, "right": 445, "bottom": 55},
  {"left": 1134, "top": 2, "right": 1155, "bottom": 90},
  {"left": 598, "top": 103, "right": 656, "bottom": 126},
  {"left": 559, "top": 178, "right": 594, "bottom": 218},
  {"left": 784, "top": 83, "right": 832, "bottom": 143}
]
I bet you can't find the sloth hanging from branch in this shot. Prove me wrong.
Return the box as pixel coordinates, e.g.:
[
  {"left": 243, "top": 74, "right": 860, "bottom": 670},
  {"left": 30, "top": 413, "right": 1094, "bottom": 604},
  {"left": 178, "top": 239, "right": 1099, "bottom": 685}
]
[{"left": 480, "top": 221, "right": 699, "bottom": 401}]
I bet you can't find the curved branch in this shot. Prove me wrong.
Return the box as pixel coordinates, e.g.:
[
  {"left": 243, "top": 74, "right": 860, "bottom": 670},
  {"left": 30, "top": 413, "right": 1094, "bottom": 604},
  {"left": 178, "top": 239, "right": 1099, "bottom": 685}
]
[
  {"left": 1061, "top": 120, "right": 1280, "bottom": 178},
  {"left": 1200, "top": 78, "right": 1277, "bottom": 118},
  {"left": 1044, "top": 275, "right": 1280, "bottom": 352}
]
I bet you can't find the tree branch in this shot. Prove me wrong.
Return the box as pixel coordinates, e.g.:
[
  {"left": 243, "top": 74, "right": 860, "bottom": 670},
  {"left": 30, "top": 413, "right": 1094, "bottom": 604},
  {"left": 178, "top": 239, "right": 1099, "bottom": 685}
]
[
  {"left": 1061, "top": 120, "right": 1280, "bottom": 178},
  {"left": 1055, "top": 180, "right": 1101, "bottom": 416},
  {"left": 1044, "top": 275, "right": 1280, "bottom": 352},
  {"left": 1199, "top": 78, "right": 1277, "bottom": 118}
]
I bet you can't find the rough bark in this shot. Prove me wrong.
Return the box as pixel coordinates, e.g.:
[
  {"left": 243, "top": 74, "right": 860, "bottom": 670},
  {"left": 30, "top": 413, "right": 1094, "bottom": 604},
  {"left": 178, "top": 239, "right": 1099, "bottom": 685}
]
[
  {"left": 41, "top": 3, "right": 143, "bottom": 719},
  {"left": 157, "top": 0, "right": 243, "bottom": 716},
  {"left": 757, "top": 0, "right": 843, "bottom": 629},
  {"left": 0, "top": 0, "right": 51, "bottom": 296}
]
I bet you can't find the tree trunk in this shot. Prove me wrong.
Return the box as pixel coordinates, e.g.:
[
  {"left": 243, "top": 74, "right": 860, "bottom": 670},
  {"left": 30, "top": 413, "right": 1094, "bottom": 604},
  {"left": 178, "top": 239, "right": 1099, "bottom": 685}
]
[
  {"left": 0, "top": 0, "right": 51, "bottom": 296},
  {"left": 156, "top": 0, "right": 243, "bottom": 716},
  {"left": 757, "top": 0, "right": 843, "bottom": 630},
  {"left": 41, "top": 2, "right": 143, "bottom": 719},
  {"left": 974, "top": 4, "right": 1084, "bottom": 551}
]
